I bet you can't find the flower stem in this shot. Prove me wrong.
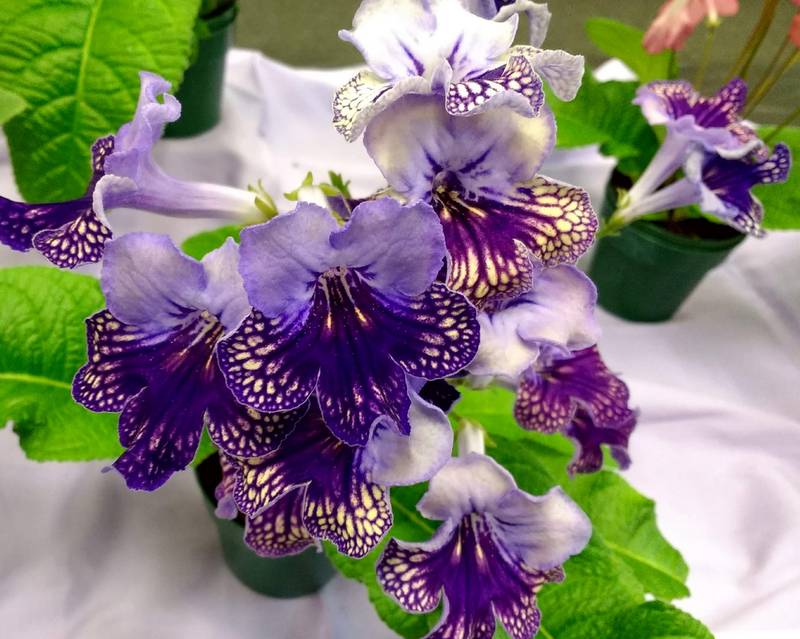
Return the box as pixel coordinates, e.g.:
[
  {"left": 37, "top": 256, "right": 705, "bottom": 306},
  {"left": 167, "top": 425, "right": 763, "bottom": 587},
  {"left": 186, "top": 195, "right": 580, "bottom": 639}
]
[
  {"left": 693, "top": 23, "right": 717, "bottom": 90},
  {"left": 727, "top": 0, "right": 781, "bottom": 81},
  {"left": 744, "top": 48, "right": 800, "bottom": 116},
  {"left": 764, "top": 105, "right": 800, "bottom": 143},
  {"left": 457, "top": 420, "right": 485, "bottom": 456}
]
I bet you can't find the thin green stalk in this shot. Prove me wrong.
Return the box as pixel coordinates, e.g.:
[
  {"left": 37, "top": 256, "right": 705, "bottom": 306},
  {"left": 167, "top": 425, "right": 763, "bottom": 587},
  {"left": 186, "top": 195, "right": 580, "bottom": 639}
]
[
  {"left": 764, "top": 105, "right": 800, "bottom": 143},
  {"left": 744, "top": 48, "right": 800, "bottom": 116},
  {"left": 693, "top": 24, "right": 717, "bottom": 90},
  {"left": 727, "top": 0, "right": 781, "bottom": 81}
]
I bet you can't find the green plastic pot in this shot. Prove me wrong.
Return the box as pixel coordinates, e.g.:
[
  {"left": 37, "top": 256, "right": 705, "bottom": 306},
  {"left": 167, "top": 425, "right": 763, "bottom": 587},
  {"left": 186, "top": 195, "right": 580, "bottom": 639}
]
[
  {"left": 588, "top": 176, "right": 745, "bottom": 322},
  {"left": 165, "top": 3, "right": 238, "bottom": 138},
  {"left": 195, "top": 455, "right": 336, "bottom": 598}
]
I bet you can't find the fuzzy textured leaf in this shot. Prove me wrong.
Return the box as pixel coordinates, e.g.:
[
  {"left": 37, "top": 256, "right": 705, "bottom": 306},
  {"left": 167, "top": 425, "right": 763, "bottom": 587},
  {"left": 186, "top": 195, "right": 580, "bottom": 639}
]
[
  {"left": 0, "top": 267, "right": 121, "bottom": 460},
  {"left": 0, "top": 87, "right": 27, "bottom": 125},
  {"left": 755, "top": 126, "right": 800, "bottom": 230},
  {"left": 0, "top": 0, "right": 201, "bottom": 202},
  {"left": 585, "top": 18, "right": 674, "bottom": 84}
]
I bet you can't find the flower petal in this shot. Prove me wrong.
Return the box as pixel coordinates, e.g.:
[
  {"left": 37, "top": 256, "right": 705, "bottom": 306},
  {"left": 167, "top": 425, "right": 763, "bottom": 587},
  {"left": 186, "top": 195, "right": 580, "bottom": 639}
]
[
  {"left": 515, "top": 346, "right": 635, "bottom": 433},
  {"left": 446, "top": 56, "right": 543, "bottom": 118},
  {"left": 244, "top": 487, "right": 316, "bottom": 557},
  {"left": 333, "top": 70, "right": 430, "bottom": 142},
  {"left": 469, "top": 265, "right": 600, "bottom": 380},
  {"left": 199, "top": 237, "right": 251, "bottom": 332},
  {"left": 510, "top": 45, "right": 585, "bottom": 101},
  {"left": 239, "top": 203, "right": 339, "bottom": 317},
  {"left": 364, "top": 93, "right": 556, "bottom": 202},
  {"left": 566, "top": 408, "right": 636, "bottom": 475},
  {"left": 331, "top": 198, "right": 447, "bottom": 298},
  {"left": 417, "top": 453, "right": 517, "bottom": 522},
  {"left": 32, "top": 206, "right": 113, "bottom": 269},
  {"left": 363, "top": 390, "right": 454, "bottom": 486},
  {"left": 206, "top": 389, "right": 307, "bottom": 459},
  {"left": 100, "top": 233, "right": 207, "bottom": 330},
  {"left": 214, "top": 453, "right": 239, "bottom": 520},
  {"left": 233, "top": 404, "right": 392, "bottom": 557},
  {"left": 433, "top": 173, "right": 596, "bottom": 305}
]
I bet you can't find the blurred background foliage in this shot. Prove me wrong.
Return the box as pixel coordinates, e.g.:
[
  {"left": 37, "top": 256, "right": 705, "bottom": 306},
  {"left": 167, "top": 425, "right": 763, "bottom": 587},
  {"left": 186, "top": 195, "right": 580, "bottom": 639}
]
[{"left": 234, "top": 0, "right": 799, "bottom": 124}]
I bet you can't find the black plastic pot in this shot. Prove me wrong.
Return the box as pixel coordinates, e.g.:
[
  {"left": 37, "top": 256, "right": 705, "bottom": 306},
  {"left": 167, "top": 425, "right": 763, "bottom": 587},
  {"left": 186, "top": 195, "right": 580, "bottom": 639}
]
[
  {"left": 165, "top": 3, "right": 238, "bottom": 138},
  {"left": 195, "top": 455, "right": 336, "bottom": 597},
  {"left": 588, "top": 175, "right": 745, "bottom": 322}
]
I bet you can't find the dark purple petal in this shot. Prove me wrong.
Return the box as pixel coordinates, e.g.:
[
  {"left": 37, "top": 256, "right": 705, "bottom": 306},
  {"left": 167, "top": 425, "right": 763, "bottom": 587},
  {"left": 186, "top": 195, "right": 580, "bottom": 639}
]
[
  {"left": 219, "top": 270, "right": 478, "bottom": 447},
  {"left": 233, "top": 403, "right": 392, "bottom": 557},
  {"left": 433, "top": 173, "right": 596, "bottom": 306},
  {"left": 244, "top": 486, "right": 315, "bottom": 557},
  {"left": 515, "top": 346, "right": 635, "bottom": 434},
  {"left": 76, "top": 309, "right": 224, "bottom": 490},
  {"left": 206, "top": 389, "right": 307, "bottom": 459},
  {"left": 379, "top": 515, "right": 562, "bottom": 639},
  {"left": 566, "top": 408, "right": 636, "bottom": 475},
  {"left": 700, "top": 143, "right": 792, "bottom": 235},
  {"left": 446, "top": 56, "right": 543, "bottom": 117},
  {"left": 32, "top": 206, "right": 113, "bottom": 269},
  {"left": 0, "top": 136, "right": 113, "bottom": 263},
  {"left": 643, "top": 78, "right": 745, "bottom": 128}
]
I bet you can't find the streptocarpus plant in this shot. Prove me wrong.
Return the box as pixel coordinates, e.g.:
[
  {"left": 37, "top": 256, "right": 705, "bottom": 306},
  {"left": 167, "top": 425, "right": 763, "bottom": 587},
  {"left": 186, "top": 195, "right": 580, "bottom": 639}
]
[{"left": 0, "top": 1, "right": 716, "bottom": 638}]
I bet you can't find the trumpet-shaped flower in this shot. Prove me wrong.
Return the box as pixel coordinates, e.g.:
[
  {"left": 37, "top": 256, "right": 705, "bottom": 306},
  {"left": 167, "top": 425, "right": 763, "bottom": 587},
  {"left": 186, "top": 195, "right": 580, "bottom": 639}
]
[
  {"left": 217, "top": 198, "right": 479, "bottom": 447},
  {"left": 377, "top": 452, "right": 591, "bottom": 638},
  {"left": 643, "top": 0, "right": 739, "bottom": 53},
  {"left": 73, "top": 233, "right": 304, "bottom": 490},
  {"left": 0, "top": 73, "right": 259, "bottom": 269}
]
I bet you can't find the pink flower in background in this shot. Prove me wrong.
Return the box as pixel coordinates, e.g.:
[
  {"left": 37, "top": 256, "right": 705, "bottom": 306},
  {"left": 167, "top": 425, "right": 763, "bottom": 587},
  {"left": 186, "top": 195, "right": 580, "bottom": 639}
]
[
  {"left": 643, "top": 0, "right": 740, "bottom": 53},
  {"left": 791, "top": 14, "right": 800, "bottom": 48}
]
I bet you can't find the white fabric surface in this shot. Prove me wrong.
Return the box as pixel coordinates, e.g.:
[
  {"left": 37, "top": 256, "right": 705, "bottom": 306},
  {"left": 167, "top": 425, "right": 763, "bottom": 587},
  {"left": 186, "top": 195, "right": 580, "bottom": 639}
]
[{"left": 1, "top": 50, "right": 799, "bottom": 639}]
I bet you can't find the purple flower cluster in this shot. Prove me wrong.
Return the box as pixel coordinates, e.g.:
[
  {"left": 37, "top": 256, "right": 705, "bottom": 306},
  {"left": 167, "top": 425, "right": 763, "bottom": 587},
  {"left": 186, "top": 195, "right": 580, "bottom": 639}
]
[
  {"left": 611, "top": 79, "right": 791, "bottom": 235},
  {"left": 1, "top": 3, "right": 643, "bottom": 637}
]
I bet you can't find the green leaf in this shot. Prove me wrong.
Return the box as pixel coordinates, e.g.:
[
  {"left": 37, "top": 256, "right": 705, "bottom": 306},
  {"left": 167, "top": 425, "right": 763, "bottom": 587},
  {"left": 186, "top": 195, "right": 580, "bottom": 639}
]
[
  {"left": 585, "top": 18, "right": 674, "bottom": 84},
  {"left": 181, "top": 224, "right": 242, "bottom": 259},
  {"left": 0, "top": 86, "right": 27, "bottom": 125},
  {"left": 0, "top": 0, "right": 202, "bottom": 202},
  {"left": 191, "top": 427, "right": 218, "bottom": 466},
  {"left": 755, "top": 126, "right": 800, "bottom": 230},
  {"left": 548, "top": 74, "right": 659, "bottom": 178},
  {"left": 0, "top": 267, "right": 121, "bottom": 460},
  {"left": 492, "top": 429, "right": 690, "bottom": 600}
]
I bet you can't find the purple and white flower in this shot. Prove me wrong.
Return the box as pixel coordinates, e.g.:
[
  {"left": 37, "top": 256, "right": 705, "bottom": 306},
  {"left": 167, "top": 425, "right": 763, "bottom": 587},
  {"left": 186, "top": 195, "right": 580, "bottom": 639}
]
[
  {"left": 377, "top": 430, "right": 591, "bottom": 639},
  {"left": 686, "top": 143, "right": 792, "bottom": 235},
  {"left": 0, "top": 72, "right": 260, "bottom": 269},
  {"left": 463, "top": 1, "right": 552, "bottom": 49},
  {"left": 73, "top": 233, "right": 305, "bottom": 491},
  {"left": 333, "top": 0, "right": 583, "bottom": 141},
  {"left": 365, "top": 94, "right": 596, "bottom": 307},
  {"left": 613, "top": 78, "right": 765, "bottom": 227},
  {"left": 468, "top": 265, "right": 600, "bottom": 381},
  {"left": 228, "top": 395, "right": 454, "bottom": 558},
  {"left": 515, "top": 346, "right": 637, "bottom": 474},
  {"left": 217, "top": 198, "right": 479, "bottom": 447}
]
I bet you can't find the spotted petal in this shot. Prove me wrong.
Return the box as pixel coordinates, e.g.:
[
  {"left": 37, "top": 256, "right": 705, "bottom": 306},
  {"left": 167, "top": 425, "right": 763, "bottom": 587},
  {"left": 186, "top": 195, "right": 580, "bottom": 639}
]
[
  {"left": 515, "top": 346, "right": 635, "bottom": 434},
  {"left": 214, "top": 453, "right": 239, "bottom": 520},
  {"left": 206, "top": 391, "right": 307, "bottom": 458},
  {"left": 433, "top": 173, "right": 596, "bottom": 305},
  {"left": 244, "top": 487, "right": 316, "bottom": 557},
  {"left": 694, "top": 143, "right": 791, "bottom": 235},
  {"left": 446, "top": 55, "right": 543, "bottom": 117},
  {"left": 509, "top": 45, "right": 585, "bottom": 101},
  {"left": 333, "top": 71, "right": 429, "bottom": 142},
  {"left": 233, "top": 404, "right": 392, "bottom": 557}
]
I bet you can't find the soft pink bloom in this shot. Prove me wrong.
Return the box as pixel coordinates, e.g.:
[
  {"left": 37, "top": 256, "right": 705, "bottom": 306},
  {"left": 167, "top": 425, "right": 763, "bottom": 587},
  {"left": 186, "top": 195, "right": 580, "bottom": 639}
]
[
  {"left": 792, "top": 14, "right": 800, "bottom": 48},
  {"left": 643, "top": 0, "right": 740, "bottom": 54}
]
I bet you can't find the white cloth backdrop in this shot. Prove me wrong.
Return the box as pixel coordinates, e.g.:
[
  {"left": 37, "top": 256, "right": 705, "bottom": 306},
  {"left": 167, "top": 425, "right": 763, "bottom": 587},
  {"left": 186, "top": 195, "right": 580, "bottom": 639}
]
[{"left": 1, "top": 50, "right": 798, "bottom": 639}]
